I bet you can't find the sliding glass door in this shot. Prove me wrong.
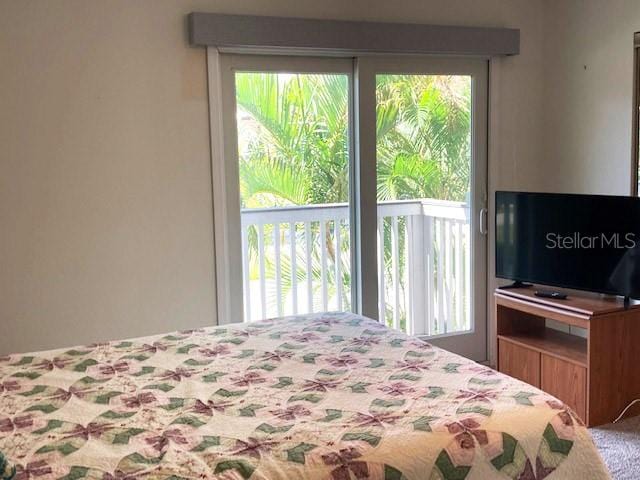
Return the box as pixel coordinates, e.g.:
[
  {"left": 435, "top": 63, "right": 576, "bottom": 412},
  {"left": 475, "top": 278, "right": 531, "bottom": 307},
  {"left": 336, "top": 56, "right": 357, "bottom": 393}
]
[
  {"left": 218, "top": 55, "right": 355, "bottom": 323},
  {"left": 213, "top": 52, "right": 487, "bottom": 360},
  {"left": 236, "top": 71, "right": 352, "bottom": 321},
  {"left": 360, "top": 57, "right": 488, "bottom": 360}
]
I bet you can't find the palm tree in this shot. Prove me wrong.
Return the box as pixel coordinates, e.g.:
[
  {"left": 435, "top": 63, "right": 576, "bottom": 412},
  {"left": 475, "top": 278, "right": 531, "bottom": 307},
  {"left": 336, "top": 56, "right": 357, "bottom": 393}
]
[
  {"left": 376, "top": 74, "right": 471, "bottom": 202},
  {"left": 234, "top": 72, "right": 471, "bottom": 323},
  {"left": 236, "top": 73, "right": 349, "bottom": 208}
]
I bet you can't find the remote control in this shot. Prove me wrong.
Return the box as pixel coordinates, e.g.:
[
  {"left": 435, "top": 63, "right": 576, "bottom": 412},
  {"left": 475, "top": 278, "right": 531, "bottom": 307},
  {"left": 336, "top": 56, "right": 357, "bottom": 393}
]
[{"left": 534, "top": 290, "right": 567, "bottom": 300}]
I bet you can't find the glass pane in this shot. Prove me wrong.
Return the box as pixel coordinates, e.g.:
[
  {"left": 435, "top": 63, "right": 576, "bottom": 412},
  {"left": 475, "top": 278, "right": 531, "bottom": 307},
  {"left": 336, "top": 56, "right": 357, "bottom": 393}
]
[
  {"left": 235, "top": 72, "right": 351, "bottom": 321},
  {"left": 375, "top": 74, "right": 472, "bottom": 335}
]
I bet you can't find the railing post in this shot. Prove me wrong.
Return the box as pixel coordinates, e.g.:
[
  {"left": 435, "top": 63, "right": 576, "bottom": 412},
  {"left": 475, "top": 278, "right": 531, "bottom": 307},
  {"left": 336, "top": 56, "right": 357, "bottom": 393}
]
[
  {"left": 305, "top": 222, "right": 313, "bottom": 313},
  {"left": 436, "top": 218, "right": 446, "bottom": 335},
  {"left": 334, "top": 218, "right": 343, "bottom": 311},
  {"left": 424, "top": 215, "right": 434, "bottom": 336},
  {"left": 391, "top": 216, "right": 400, "bottom": 331},
  {"left": 289, "top": 222, "right": 298, "bottom": 315},
  {"left": 464, "top": 222, "right": 471, "bottom": 329},
  {"left": 320, "top": 220, "right": 328, "bottom": 311},
  {"left": 257, "top": 223, "right": 267, "bottom": 320},
  {"left": 408, "top": 214, "right": 426, "bottom": 335},
  {"left": 444, "top": 219, "right": 453, "bottom": 332},
  {"left": 241, "top": 224, "right": 251, "bottom": 322},
  {"left": 274, "top": 223, "right": 283, "bottom": 317},
  {"left": 455, "top": 221, "right": 463, "bottom": 332},
  {"left": 377, "top": 217, "right": 386, "bottom": 323}
]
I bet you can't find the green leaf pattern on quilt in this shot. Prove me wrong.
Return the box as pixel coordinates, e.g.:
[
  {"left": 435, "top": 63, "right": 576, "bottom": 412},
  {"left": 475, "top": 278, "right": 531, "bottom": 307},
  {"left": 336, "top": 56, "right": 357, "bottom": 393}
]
[{"left": 0, "top": 313, "right": 599, "bottom": 479}]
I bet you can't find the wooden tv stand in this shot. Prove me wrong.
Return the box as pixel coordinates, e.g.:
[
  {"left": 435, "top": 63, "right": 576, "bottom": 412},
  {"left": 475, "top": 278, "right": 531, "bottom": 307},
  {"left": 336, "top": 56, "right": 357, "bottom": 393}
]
[{"left": 495, "top": 286, "right": 640, "bottom": 427}]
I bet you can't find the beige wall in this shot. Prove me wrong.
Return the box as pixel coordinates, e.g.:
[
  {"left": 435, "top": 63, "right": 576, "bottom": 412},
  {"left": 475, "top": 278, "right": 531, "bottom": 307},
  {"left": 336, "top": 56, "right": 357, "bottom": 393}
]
[
  {"left": 0, "top": 0, "right": 547, "bottom": 355},
  {"left": 542, "top": 0, "right": 640, "bottom": 195}
]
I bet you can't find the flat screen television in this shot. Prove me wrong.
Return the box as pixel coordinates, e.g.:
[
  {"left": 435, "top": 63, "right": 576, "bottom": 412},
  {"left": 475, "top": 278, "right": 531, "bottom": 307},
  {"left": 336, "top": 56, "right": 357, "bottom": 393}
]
[{"left": 495, "top": 191, "right": 640, "bottom": 299}]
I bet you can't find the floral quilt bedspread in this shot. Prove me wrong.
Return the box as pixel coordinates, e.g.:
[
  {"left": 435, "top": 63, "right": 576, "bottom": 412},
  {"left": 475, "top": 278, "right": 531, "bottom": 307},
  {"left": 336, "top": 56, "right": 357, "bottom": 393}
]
[{"left": 0, "top": 312, "right": 610, "bottom": 479}]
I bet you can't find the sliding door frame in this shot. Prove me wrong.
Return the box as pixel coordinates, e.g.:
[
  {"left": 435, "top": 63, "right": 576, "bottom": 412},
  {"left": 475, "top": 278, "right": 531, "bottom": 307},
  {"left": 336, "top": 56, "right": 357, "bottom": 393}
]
[
  {"left": 352, "top": 58, "right": 379, "bottom": 319},
  {"left": 357, "top": 56, "right": 489, "bottom": 360},
  {"left": 208, "top": 49, "right": 489, "bottom": 360},
  {"left": 632, "top": 32, "right": 640, "bottom": 196}
]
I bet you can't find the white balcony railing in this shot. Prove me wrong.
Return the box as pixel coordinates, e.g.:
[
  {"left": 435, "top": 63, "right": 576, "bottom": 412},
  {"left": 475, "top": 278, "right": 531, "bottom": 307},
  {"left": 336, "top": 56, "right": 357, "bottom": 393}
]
[{"left": 240, "top": 199, "right": 470, "bottom": 336}]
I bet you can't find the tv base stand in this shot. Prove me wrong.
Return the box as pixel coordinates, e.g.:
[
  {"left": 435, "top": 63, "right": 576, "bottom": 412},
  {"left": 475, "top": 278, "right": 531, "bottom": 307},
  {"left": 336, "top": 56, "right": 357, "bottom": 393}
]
[
  {"left": 498, "top": 280, "right": 533, "bottom": 290},
  {"left": 495, "top": 286, "right": 640, "bottom": 426}
]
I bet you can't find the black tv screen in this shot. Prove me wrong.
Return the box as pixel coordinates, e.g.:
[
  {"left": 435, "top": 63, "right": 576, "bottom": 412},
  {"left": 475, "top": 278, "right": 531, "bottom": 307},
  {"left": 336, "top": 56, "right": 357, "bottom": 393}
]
[{"left": 495, "top": 191, "right": 640, "bottom": 299}]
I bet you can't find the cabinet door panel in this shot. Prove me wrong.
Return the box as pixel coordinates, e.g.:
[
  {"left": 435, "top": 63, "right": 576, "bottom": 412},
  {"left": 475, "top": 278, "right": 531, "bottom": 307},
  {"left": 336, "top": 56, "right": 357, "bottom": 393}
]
[
  {"left": 541, "top": 354, "right": 587, "bottom": 421},
  {"left": 498, "top": 339, "right": 540, "bottom": 387}
]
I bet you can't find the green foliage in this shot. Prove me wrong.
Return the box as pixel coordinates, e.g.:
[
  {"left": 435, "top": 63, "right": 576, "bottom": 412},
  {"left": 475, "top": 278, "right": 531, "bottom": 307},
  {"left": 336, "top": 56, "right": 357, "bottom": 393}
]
[
  {"left": 376, "top": 75, "right": 471, "bottom": 202},
  {"left": 236, "top": 73, "right": 470, "bottom": 207},
  {"left": 236, "top": 73, "right": 349, "bottom": 208}
]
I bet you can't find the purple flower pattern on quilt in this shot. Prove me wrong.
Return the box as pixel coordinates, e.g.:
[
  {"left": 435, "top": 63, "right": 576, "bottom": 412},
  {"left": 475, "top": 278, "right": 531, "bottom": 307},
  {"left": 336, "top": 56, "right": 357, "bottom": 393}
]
[{"left": 0, "top": 313, "right": 608, "bottom": 479}]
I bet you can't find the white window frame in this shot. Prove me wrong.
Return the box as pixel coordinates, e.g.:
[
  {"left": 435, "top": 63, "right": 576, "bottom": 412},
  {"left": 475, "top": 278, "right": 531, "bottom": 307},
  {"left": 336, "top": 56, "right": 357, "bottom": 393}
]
[{"left": 206, "top": 49, "right": 489, "bottom": 362}]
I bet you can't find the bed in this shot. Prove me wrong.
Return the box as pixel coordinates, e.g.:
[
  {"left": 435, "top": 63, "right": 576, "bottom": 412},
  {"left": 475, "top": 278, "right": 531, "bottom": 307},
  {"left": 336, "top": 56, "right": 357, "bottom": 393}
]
[{"left": 0, "top": 312, "right": 610, "bottom": 479}]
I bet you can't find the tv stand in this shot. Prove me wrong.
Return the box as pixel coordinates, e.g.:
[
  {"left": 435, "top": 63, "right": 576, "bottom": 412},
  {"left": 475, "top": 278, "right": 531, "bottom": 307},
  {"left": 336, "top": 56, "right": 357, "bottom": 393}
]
[
  {"left": 495, "top": 286, "right": 640, "bottom": 426},
  {"left": 498, "top": 280, "right": 533, "bottom": 290}
]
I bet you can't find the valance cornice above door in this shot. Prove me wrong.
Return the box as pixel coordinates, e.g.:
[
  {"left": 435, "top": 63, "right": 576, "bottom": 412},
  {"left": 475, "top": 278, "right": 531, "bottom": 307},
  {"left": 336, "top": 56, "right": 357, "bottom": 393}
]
[{"left": 188, "top": 13, "right": 519, "bottom": 57}]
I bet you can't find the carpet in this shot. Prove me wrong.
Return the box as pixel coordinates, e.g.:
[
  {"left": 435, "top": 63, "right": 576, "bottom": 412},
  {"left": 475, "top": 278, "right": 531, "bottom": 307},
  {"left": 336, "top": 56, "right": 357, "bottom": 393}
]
[{"left": 590, "top": 415, "right": 640, "bottom": 479}]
